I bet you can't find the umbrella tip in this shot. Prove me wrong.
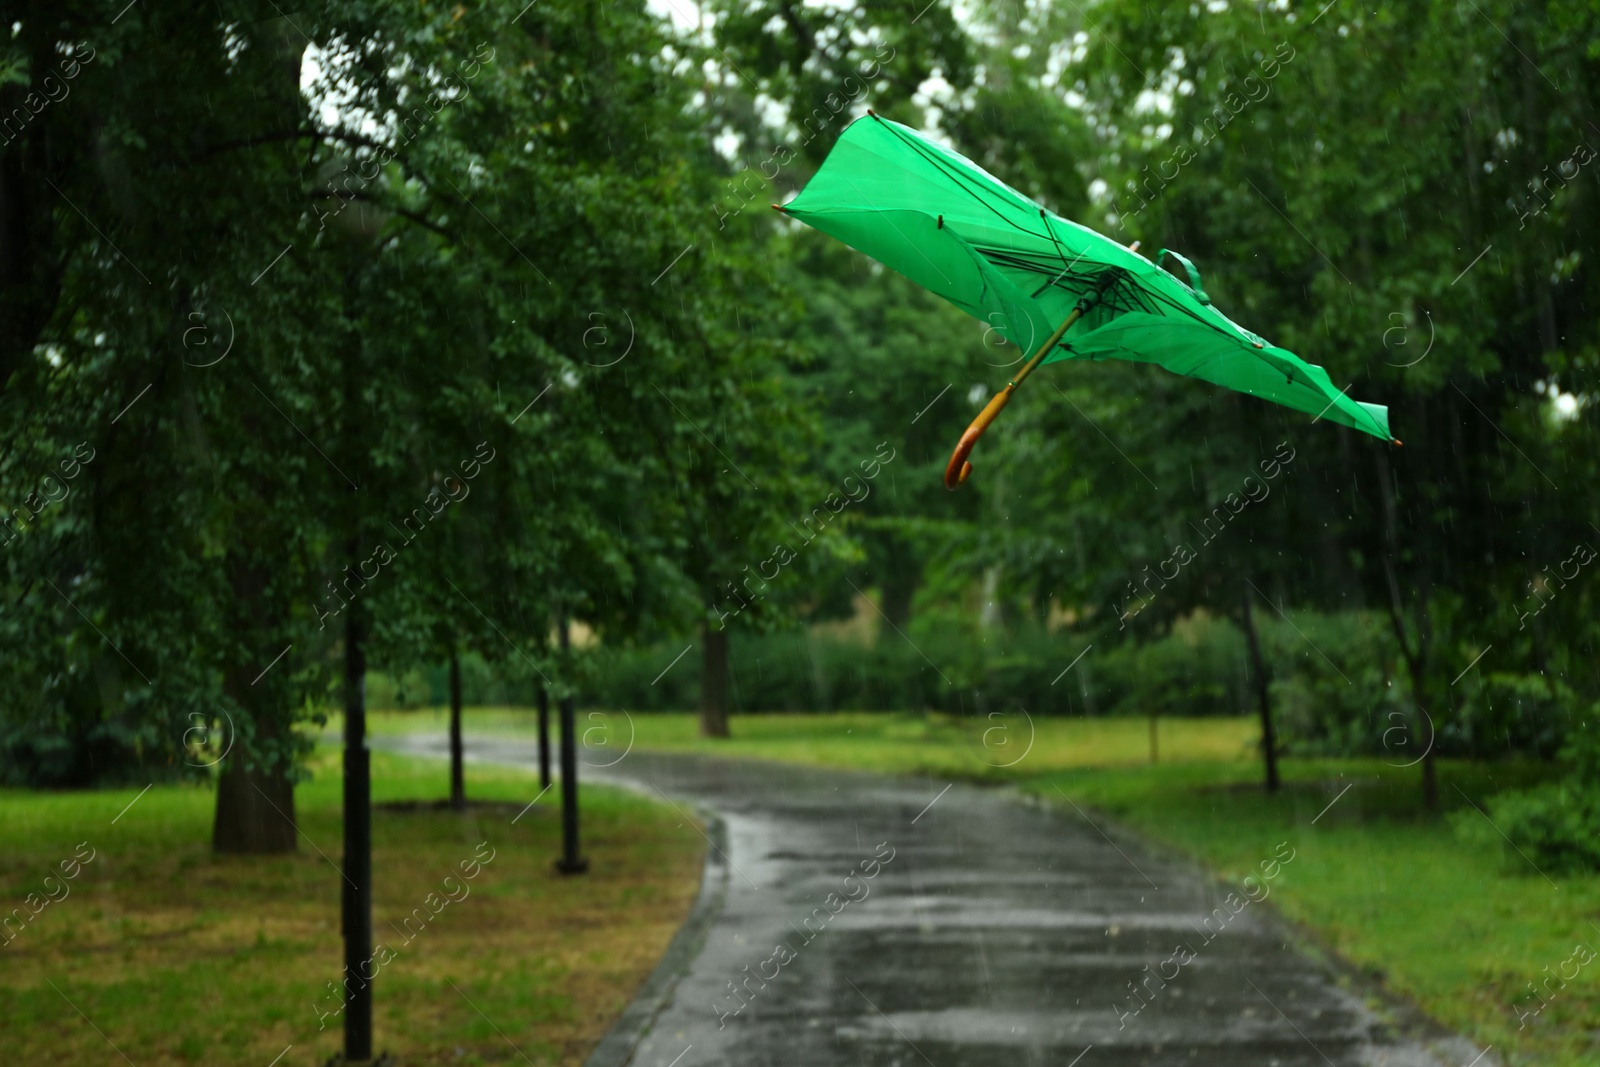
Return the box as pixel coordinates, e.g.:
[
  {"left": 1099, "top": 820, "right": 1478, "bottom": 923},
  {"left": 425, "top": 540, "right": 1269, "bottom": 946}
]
[
  {"left": 771, "top": 202, "right": 786, "bottom": 212},
  {"left": 1392, "top": 438, "right": 1404, "bottom": 447},
  {"left": 1128, "top": 240, "right": 1141, "bottom": 253}
]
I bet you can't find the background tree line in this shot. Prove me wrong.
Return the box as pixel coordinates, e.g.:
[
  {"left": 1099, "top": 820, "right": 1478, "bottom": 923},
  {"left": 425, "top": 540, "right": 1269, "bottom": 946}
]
[{"left": 3, "top": 0, "right": 1598, "bottom": 865}]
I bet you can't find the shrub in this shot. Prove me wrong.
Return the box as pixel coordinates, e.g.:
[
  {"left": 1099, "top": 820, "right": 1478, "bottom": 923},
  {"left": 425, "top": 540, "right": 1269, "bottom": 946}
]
[
  {"left": 1451, "top": 671, "right": 1573, "bottom": 760},
  {"left": 0, "top": 657, "right": 173, "bottom": 787},
  {"left": 1458, "top": 782, "right": 1600, "bottom": 873},
  {"left": 1459, "top": 712, "right": 1600, "bottom": 872},
  {"left": 581, "top": 616, "right": 1255, "bottom": 718}
]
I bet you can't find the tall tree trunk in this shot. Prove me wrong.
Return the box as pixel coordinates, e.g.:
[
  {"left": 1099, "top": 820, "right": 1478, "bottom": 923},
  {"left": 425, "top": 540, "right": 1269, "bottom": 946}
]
[
  {"left": 700, "top": 622, "right": 730, "bottom": 738},
  {"left": 211, "top": 678, "right": 297, "bottom": 853},
  {"left": 449, "top": 646, "right": 465, "bottom": 811},
  {"left": 207, "top": 8, "right": 313, "bottom": 859},
  {"left": 1241, "top": 582, "right": 1280, "bottom": 793},
  {"left": 212, "top": 559, "right": 295, "bottom": 854},
  {"left": 536, "top": 682, "right": 551, "bottom": 790}
]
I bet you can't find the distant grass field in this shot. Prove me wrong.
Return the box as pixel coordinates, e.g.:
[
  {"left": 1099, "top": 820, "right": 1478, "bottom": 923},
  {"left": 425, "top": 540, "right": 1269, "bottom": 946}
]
[
  {"left": 365, "top": 705, "right": 1258, "bottom": 780},
  {"left": 0, "top": 746, "right": 702, "bottom": 1067},
  {"left": 372, "top": 706, "right": 1599, "bottom": 1067}
]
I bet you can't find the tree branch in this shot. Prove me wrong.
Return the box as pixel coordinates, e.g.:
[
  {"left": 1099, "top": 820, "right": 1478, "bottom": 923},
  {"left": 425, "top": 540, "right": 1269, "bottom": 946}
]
[{"left": 312, "top": 190, "right": 457, "bottom": 240}]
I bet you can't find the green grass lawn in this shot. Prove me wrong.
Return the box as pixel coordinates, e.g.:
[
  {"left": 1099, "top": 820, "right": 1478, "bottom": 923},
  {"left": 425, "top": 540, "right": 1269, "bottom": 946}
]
[
  {"left": 373, "top": 706, "right": 1599, "bottom": 1066},
  {"left": 365, "top": 705, "right": 1258, "bottom": 780},
  {"left": 0, "top": 746, "right": 703, "bottom": 1066},
  {"left": 1036, "top": 758, "right": 1599, "bottom": 1067}
]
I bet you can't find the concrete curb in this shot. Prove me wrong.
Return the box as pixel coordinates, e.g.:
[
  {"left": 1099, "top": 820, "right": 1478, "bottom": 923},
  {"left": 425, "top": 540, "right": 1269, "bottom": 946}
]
[{"left": 584, "top": 806, "right": 730, "bottom": 1067}]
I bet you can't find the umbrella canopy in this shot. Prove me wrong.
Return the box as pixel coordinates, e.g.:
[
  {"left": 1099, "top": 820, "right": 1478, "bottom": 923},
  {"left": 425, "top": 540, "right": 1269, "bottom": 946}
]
[{"left": 778, "top": 113, "right": 1393, "bottom": 486}]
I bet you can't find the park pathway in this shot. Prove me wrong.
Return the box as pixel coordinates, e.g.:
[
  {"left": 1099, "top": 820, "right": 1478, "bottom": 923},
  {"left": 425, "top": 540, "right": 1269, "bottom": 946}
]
[{"left": 386, "top": 737, "right": 1478, "bottom": 1067}]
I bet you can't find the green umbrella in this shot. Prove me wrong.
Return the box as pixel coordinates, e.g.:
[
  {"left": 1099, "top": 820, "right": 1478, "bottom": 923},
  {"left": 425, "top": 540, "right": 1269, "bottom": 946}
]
[{"left": 776, "top": 113, "right": 1395, "bottom": 489}]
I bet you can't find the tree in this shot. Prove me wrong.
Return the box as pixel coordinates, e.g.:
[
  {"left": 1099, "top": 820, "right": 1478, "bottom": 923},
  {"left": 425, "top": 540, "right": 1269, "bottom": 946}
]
[
  {"left": 0, "top": 4, "right": 354, "bottom": 848},
  {"left": 983, "top": 0, "right": 1600, "bottom": 804}
]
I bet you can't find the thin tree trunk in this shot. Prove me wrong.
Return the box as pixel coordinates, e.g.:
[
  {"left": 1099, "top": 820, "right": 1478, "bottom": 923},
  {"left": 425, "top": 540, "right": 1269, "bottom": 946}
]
[
  {"left": 879, "top": 546, "right": 920, "bottom": 629},
  {"left": 979, "top": 565, "right": 1002, "bottom": 629},
  {"left": 449, "top": 646, "right": 465, "bottom": 811},
  {"left": 335, "top": 244, "right": 374, "bottom": 1061},
  {"left": 700, "top": 622, "right": 730, "bottom": 738},
  {"left": 1409, "top": 656, "right": 1440, "bottom": 810},
  {"left": 1241, "top": 582, "right": 1279, "bottom": 793},
  {"left": 1375, "top": 450, "right": 1438, "bottom": 811},
  {"left": 556, "top": 617, "right": 587, "bottom": 873},
  {"left": 536, "top": 682, "right": 551, "bottom": 790},
  {"left": 341, "top": 606, "right": 373, "bottom": 1061},
  {"left": 1422, "top": 743, "right": 1439, "bottom": 807}
]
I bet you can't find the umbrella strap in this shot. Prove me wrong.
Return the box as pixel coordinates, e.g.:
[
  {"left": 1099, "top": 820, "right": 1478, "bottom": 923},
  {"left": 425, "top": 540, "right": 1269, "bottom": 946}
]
[{"left": 1157, "top": 249, "right": 1211, "bottom": 305}]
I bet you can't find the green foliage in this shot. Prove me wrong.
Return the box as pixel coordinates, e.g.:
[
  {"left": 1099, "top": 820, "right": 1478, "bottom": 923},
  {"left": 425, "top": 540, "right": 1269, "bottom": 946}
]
[
  {"left": 1462, "top": 713, "right": 1600, "bottom": 872},
  {"left": 0, "top": 0, "right": 835, "bottom": 788},
  {"left": 916, "top": 0, "right": 1600, "bottom": 807},
  {"left": 5, "top": 0, "right": 1600, "bottom": 832},
  {"left": 0, "top": 701, "right": 169, "bottom": 788},
  {"left": 577, "top": 613, "right": 1253, "bottom": 718},
  {"left": 1268, "top": 611, "right": 1412, "bottom": 757},
  {"left": 1457, "top": 671, "right": 1576, "bottom": 759},
  {"left": 704, "top": 0, "right": 974, "bottom": 163},
  {"left": 1464, "top": 781, "right": 1600, "bottom": 873}
]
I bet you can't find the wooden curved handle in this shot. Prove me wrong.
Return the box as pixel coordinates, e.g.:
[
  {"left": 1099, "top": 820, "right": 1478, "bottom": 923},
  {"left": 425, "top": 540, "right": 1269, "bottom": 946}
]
[
  {"left": 939, "top": 280, "right": 1108, "bottom": 491},
  {"left": 944, "top": 386, "right": 1016, "bottom": 490}
]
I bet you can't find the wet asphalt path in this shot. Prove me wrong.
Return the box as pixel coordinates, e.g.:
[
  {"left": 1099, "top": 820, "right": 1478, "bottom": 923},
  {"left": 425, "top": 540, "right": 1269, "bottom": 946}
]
[{"left": 384, "top": 736, "right": 1472, "bottom": 1067}]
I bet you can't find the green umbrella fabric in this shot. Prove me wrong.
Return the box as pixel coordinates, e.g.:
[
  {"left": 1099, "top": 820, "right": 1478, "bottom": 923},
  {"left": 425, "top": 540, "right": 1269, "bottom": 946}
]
[{"left": 779, "top": 113, "right": 1392, "bottom": 442}]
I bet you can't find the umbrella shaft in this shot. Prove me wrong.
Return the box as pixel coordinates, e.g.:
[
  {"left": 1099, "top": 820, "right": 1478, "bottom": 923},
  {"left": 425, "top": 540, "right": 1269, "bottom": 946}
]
[
  {"left": 1009, "top": 305, "right": 1085, "bottom": 390},
  {"left": 943, "top": 305, "right": 1086, "bottom": 490}
]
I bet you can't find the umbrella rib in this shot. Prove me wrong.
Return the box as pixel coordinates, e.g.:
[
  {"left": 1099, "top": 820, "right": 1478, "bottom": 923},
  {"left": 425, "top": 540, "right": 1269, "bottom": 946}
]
[
  {"left": 1038, "top": 211, "right": 1080, "bottom": 280},
  {"left": 1048, "top": 264, "right": 1373, "bottom": 428},
  {"left": 1128, "top": 277, "right": 1299, "bottom": 359},
  {"left": 870, "top": 115, "right": 1049, "bottom": 241},
  {"left": 985, "top": 248, "right": 1200, "bottom": 323},
  {"left": 1097, "top": 314, "right": 1378, "bottom": 433},
  {"left": 981, "top": 245, "right": 1277, "bottom": 368},
  {"left": 979, "top": 240, "right": 1226, "bottom": 338},
  {"left": 977, "top": 247, "right": 1070, "bottom": 273},
  {"left": 978, "top": 247, "right": 1156, "bottom": 314},
  {"left": 1035, "top": 249, "right": 1094, "bottom": 298},
  {"left": 979, "top": 247, "right": 1084, "bottom": 279},
  {"left": 977, "top": 242, "right": 1349, "bottom": 416},
  {"left": 974, "top": 247, "right": 1100, "bottom": 296}
]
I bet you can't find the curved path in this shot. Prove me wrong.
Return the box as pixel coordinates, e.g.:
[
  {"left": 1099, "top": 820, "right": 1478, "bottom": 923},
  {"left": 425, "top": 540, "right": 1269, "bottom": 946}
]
[{"left": 386, "top": 736, "right": 1480, "bottom": 1067}]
